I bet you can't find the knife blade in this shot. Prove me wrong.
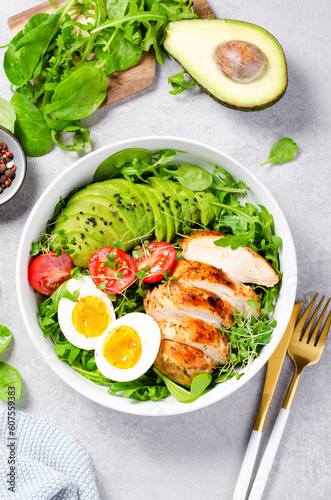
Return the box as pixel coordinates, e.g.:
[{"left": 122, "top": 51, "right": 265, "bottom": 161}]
[{"left": 232, "top": 302, "right": 302, "bottom": 500}]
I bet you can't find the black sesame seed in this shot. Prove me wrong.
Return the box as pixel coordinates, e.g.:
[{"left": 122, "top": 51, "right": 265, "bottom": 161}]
[
  {"left": 100, "top": 231, "right": 104, "bottom": 234},
  {"left": 80, "top": 233, "right": 85, "bottom": 239},
  {"left": 170, "top": 211, "right": 174, "bottom": 216},
  {"left": 85, "top": 228, "right": 88, "bottom": 232},
  {"left": 140, "top": 203, "right": 143, "bottom": 207},
  {"left": 147, "top": 209, "right": 151, "bottom": 212},
  {"left": 79, "top": 211, "right": 83, "bottom": 215},
  {"left": 119, "top": 218, "right": 123, "bottom": 221},
  {"left": 199, "top": 194, "right": 203, "bottom": 198},
  {"left": 76, "top": 216, "right": 79, "bottom": 220},
  {"left": 78, "top": 245, "right": 81, "bottom": 250}
]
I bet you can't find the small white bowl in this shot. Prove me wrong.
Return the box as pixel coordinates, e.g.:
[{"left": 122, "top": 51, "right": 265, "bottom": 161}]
[
  {"left": 0, "top": 126, "right": 27, "bottom": 206},
  {"left": 16, "top": 136, "right": 297, "bottom": 416}
]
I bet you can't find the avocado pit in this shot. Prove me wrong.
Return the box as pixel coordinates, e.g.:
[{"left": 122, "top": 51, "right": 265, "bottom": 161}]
[{"left": 213, "top": 40, "right": 267, "bottom": 84}]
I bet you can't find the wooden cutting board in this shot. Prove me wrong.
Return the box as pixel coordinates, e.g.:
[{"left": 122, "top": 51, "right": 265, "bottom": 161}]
[{"left": 7, "top": 0, "right": 214, "bottom": 107}]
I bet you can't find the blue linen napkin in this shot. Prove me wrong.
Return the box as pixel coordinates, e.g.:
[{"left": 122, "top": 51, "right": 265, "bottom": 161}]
[{"left": 0, "top": 407, "right": 100, "bottom": 500}]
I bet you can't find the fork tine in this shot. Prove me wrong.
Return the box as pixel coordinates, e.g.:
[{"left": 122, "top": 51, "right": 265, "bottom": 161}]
[
  {"left": 292, "top": 293, "right": 318, "bottom": 340},
  {"left": 303, "top": 295, "right": 325, "bottom": 343},
  {"left": 314, "top": 300, "right": 331, "bottom": 347}
]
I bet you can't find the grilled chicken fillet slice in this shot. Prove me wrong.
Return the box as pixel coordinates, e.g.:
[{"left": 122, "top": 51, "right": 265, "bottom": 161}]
[
  {"left": 172, "top": 259, "right": 260, "bottom": 318},
  {"left": 144, "top": 282, "right": 234, "bottom": 329},
  {"left": 154, "top": 339, "right": 215, "bottom": 387},
  {"left": 180, "top": 230, "right": 279, "bottom": 287},
  {"left": 157, "top": 318, "right": 229, "bottom": 366}
]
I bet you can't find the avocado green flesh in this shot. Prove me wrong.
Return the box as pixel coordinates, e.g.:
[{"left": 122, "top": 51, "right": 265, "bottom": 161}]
[
  {"left": 195, "top": 192, "right": 216, "bottom": 226},
  {"left": 146, "top": 184, "right": 176, "bottom": 242},
  {"left": 68, "top": 181, "right": 148, "bottom": 238},
  {"left": 136, "top": 183, "right": 167, "bottom": 242},
  {"left": 52, "top": 178, "right": 221, "bottom": 267},
  {"left": 149, "top": 178, "right": 182, "bottom": 234},
  {"left": 164, "top": 19, "right": 287, "bottom": 111},
  {"left": 62, "top": 194, "right": 136, "bottom": 244}
]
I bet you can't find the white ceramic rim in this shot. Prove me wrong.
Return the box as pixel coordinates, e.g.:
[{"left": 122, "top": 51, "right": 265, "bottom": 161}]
[{"left": 16, "top": 135, "right": 297, "bottom": 416}]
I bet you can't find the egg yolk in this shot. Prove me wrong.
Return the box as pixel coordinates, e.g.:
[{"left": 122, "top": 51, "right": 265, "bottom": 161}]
[
  {"left": 101, "top": 326, "right": 142, "bottom": 369},
  {"left": 72, "top": 296, "right": 111, "bottom": 337}
]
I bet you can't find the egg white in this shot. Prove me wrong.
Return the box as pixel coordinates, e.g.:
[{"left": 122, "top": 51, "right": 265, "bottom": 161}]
[
  {"left": 94, "top": 312, "right": 161, "bottom": 382},
  {"left": 58, "top": 277, "right": 116, "bottom": 350}
]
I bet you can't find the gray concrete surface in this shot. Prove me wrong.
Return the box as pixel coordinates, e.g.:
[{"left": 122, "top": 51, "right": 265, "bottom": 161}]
[{"left": 0, "top": 1, "right": 330, "bottom": 499}]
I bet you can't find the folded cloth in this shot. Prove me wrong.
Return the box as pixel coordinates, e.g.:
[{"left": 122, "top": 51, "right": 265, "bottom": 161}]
[{"left": 0, "top": 407, "right": 100, "bottom": 500}]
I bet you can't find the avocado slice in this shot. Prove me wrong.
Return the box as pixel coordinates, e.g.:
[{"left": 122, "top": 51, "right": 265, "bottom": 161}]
[
  {"left": 148, "top": 178, "right": 183, "bottom": 234},
  {"left": 67, "top": 183, "right": 143, "bottom": 243},
  {"left": 194, "top": 191, "right": 217, "bottom": 226},
  {"left": 164, "top": 19, "right": 287, "bottom": 111},
  {"left": 204, "top": 191, "right": 222, "bottom": 219},
  {"left": 136, "top": 183, "right": 167, "bottom": 242},
  {"left": 61, "top": 231, "right": 105, "bottom": 268},
  {"left": 103, "top": 179, "right": 155, "bottom": 234},
  {"left": 63, "top": 193, "right": 136, "bottom": 246}
]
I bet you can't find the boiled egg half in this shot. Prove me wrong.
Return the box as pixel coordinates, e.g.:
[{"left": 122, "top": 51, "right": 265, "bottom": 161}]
[
  {"left": 94, "top": 313, "right": 161, "bottom": 382},
  {"left": 58, "top": 277, "right": 116, "bottom": 350}
]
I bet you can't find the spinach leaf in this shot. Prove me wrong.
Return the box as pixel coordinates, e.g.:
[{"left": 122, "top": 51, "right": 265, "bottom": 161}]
[
  {"left": 46, "top": 67, "right": 108, "bottom": 121},
  {"left": 94, "top": 148, "right": 152, "bottom": 181},
  {"left": 95, "top": 28, "right": 142, "bottom": 74},
  {"left": 3, "top": 30, "right": 27, "bottom": 87},
  {"left": 260, "top": 138, "right": 298, "bottom": 166},
  {"left": 0, "top": 325, "right": 12, "bottom": 354},
  {"left": 168, "top": 70, "right": 197, "bottom": 95},
  {"left": 0, "top": 362, "right": 22, "bottom": 401},
  {"left": 0, "top": 98, "right": 16, "bottom": 134},
  {"left": 154, "top": 368, "right": 212, "bottom": 403},
  {"left": 8, "top": 13, "right": 62, "bottom": 85},
  {"left": 164, "top": 164, "right": 213, "bottom": 191},
  {"left": 10, "top": 93, "right": 51, "bottom": 157}
]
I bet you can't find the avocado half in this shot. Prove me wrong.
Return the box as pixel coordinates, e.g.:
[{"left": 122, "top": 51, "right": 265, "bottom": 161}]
[{"left": 163, "top": 19, "right": 288, "bottom": 111}]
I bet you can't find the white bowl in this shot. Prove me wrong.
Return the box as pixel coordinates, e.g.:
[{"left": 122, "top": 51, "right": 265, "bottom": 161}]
[{"left": 16, "top": 136, "right": 297, "bottom": 416}]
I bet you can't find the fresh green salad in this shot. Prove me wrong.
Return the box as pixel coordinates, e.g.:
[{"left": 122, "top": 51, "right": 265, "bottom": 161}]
[
  {"left": 30, "top": 148, "right": 281, "bottom": 403},
  {"left": 1, "top": 0, "right": 197, "bottom": 155}
]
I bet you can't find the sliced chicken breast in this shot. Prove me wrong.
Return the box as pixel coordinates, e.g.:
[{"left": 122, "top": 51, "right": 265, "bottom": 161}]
[
  {"left": 180, "top": 230, "right": 279, "bottom": 287},
  {"left": 157, "top": 317, "right": 229, "bottom": 366},
  {"left": 144, "top": 282, "right": 235, "bottom": 329},
  {"left": 154, "top": 339, "right": 215, "bottom": 387},
  {"left": 172, "top": 259, "right": 260, "bottom": 318}
]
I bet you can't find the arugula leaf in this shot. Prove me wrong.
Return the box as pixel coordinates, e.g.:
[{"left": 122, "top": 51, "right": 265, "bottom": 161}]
[
  {"left": 261, "top": 138, "right": 298, "bottom": 166},
  {"left": 168, "top": 70, "right": 197, "bottom": 95}
]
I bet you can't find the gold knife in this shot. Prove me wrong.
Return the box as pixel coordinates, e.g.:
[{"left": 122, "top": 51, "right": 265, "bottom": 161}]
[{"left": 231, "top": 302, "right": 302, "bottom": 500}]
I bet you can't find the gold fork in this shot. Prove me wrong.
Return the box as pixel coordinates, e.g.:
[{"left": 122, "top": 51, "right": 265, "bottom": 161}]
[{"left": 248, "top": 294, "right": 331, "bottom": 500}]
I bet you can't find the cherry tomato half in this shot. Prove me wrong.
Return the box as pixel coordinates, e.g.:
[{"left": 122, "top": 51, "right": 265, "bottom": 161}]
[
  {"left": 89, "top": 247, "right": 136, "bottom": 294},
  {"left": 133, "top": 242, "right": 177, "bottom": 283},
  {"left": 29, "top": 251, "right": 74, "bottom": 296}
]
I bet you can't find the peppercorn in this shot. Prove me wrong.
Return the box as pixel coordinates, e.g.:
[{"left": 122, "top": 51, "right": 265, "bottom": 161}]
[
  {"left": 11, "top": 165, "right": 17, "bottom": 172},
  {"left": 0, "top": 164, "right": 6, "bottom": 175},
  {"left": 0, "top": 175, "right": 7, "bottom": 184},
  {"left": 0, "top": 142, "right": 7, "bottom": 150},
  {"left": 5, "top": 169, "right": 15, "bottom": 180},
  {"left": 4, "top": 179, "right": 12, "bottom": 187}
]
